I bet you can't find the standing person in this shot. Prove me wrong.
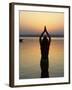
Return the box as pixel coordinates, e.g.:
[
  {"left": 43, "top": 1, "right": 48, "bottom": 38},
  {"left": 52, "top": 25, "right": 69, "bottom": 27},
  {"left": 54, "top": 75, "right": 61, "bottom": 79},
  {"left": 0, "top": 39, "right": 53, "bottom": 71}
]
[{"left": 39, "top": 26, "right": 51, "bottom": 78}]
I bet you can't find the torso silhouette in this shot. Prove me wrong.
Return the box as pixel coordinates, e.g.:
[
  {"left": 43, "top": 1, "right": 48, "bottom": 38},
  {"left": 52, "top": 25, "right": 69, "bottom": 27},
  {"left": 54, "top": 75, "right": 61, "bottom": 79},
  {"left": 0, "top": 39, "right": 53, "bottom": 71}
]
[
  {"left": 39, "top": 26, "right": 51, "bottom": 78},
  {"left": 40, "top": 37, "right": 50, "bottom": 59}
]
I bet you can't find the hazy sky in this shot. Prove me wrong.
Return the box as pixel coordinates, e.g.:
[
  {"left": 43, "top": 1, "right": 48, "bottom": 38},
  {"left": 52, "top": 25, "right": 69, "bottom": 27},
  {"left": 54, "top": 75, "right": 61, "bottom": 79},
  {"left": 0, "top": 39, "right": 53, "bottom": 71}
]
[{"left": 19, "top": 11, "right": 64, "bottom": 35}]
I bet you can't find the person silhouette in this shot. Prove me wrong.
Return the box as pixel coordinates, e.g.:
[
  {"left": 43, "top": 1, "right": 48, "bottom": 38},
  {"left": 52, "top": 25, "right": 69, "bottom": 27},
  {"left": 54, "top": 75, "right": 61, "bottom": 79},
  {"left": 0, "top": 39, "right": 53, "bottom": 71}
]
[{"left": 39, "top": 26, "right": 51, "bottom": 78}]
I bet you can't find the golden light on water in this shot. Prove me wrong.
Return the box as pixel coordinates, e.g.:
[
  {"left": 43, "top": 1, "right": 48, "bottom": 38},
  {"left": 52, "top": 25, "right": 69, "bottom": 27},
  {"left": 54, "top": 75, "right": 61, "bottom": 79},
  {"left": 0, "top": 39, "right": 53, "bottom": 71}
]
[
  {"left": 19, "top": 39, "right": 64, "bottom": 78},
  {"left": 19, "top": 11, "right": 64, "bottom": 78}
]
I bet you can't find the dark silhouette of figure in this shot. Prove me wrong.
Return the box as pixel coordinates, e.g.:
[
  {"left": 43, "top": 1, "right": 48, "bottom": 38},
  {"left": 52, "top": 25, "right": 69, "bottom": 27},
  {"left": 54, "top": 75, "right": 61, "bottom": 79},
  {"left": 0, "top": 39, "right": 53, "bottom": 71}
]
[
  {"left": 39, "top": 26, "right": 51, "bottom": 78},
  {"left": 19, "top": 39, "right": 23, "bottom": 42}
]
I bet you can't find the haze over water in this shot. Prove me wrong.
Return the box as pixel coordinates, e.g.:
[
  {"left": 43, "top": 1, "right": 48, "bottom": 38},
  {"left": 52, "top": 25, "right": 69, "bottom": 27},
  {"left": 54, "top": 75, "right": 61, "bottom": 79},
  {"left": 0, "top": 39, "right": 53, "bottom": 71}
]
[
  {"left": 20, "top": 11, "right": 64, "bottom": 36},
  {"left": 19, "top": 11, "right": 64, "bottom": 79},
  {"left": 19, "top": 37, "right": 64, "bottom": 79}
]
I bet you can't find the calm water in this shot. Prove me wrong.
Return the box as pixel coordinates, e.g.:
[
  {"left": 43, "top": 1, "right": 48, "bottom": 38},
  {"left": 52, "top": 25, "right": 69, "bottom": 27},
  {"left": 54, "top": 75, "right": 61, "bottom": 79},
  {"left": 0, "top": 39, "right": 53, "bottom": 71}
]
[{"left": 19, "top": 37, "right": 64, "bottom": 79}]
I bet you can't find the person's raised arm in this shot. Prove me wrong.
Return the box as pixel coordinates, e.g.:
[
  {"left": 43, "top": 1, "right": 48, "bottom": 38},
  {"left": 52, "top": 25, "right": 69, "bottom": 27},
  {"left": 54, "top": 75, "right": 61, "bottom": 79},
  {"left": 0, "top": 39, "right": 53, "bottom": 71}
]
[
  {"left": 45, "top": 30, "right": 51, "bottom": 45},
  {"left": 40, "top": 26, "right": 46, "bottom": 40},
  {"left": 39, "top": 30, "right": 45, "bottom": 43}
]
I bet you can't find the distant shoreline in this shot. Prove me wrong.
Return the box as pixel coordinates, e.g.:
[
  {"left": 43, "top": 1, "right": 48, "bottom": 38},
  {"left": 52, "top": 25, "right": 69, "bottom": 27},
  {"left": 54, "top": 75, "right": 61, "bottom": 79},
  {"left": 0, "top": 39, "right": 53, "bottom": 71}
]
[
  {"left": 20, "top": 35, "right": 64, "bottom": 37},
  {"left": 19, "top": 36, "right": 64, "bottom": 40}
]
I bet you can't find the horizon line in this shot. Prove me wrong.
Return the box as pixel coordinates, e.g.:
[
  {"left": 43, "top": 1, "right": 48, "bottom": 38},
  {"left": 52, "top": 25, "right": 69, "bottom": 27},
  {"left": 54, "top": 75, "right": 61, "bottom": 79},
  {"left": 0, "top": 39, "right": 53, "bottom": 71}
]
[{"left": 19, "top": 35, "right": 64, "bottom": 37}]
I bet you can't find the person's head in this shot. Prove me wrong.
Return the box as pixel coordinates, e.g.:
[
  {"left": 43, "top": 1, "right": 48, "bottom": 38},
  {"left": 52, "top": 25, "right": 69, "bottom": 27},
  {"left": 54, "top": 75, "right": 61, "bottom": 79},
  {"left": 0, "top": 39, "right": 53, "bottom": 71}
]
[{"left": 43, "top": 34, "right": 47, "bottom": 40}]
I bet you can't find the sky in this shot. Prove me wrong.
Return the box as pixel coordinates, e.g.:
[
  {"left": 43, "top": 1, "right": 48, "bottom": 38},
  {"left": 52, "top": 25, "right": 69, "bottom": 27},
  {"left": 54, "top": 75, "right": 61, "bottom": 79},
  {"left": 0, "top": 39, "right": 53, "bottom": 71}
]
[{"left": 19, "top": 11, "right": 64, "bottom": 36}]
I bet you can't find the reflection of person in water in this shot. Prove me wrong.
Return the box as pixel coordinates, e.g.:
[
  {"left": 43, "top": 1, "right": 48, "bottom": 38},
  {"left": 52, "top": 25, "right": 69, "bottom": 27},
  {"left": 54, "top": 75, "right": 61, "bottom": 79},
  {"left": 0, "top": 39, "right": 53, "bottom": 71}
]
[{"left": 39, "top": 26, "right": 51, "bottom": 78}]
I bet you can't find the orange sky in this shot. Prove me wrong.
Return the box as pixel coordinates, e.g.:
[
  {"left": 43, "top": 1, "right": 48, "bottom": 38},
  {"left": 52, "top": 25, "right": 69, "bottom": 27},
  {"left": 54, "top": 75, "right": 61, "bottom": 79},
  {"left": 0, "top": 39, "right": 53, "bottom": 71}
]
[{"left": 19, "top": 11, "right": 64, "bottom": 35}]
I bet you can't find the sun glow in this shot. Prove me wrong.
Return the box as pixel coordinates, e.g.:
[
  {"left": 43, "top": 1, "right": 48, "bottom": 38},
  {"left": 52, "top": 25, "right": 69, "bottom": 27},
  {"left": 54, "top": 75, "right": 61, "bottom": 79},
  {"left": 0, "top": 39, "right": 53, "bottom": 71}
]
[{"left": 20, "top": 11, "right": 64, "bottom": 34}]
